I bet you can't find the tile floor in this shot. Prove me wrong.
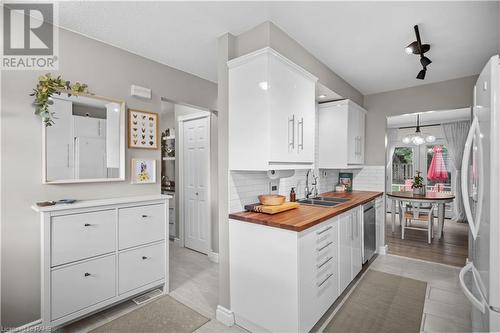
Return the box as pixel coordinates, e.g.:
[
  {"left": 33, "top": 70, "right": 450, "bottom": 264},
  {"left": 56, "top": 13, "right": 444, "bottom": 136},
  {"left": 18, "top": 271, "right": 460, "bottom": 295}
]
[
  {"left": 56, "top": 243, "right": 470, "bottom": 333},
  {"left": 56, "top": 241, "right": 246, "bottom": 333},
  {"left": 368, "top": 254, "right": 472, "bottom": 333}
]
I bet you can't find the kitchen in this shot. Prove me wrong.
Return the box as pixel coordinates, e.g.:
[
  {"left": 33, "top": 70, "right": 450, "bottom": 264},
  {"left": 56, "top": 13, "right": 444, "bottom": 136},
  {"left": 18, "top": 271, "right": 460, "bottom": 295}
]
[{"left": 1, "top": 2, "right": 499, "bottom": 333}]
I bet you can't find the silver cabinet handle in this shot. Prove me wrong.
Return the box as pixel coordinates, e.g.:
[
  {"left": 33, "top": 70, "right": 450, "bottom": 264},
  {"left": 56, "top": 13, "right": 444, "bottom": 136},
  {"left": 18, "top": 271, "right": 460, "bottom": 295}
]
[
  {"left": 318, "top": 273, "right": 333, "bottom": 287},
  {"left": 317, "top": 256, "right": 333, "bottom": 269},
  {"left": 351, "top": 215, "right": 354, "bottom": 240},
  {"left": 84, "top": 272, "right": 91, "bottom": 277},
  {"left": 141, "top": 215, "right": 148, "bottom": 218},
  {"left": 317, "top": 241, "right": 333, "bottom": 252},
  {"left": 298, "top": 118, "right": 304, "bottom": 150},
  {"left": 288, "top": 115, "right": 295, "bottom": 149},
  {"left": 316, "top": 226, "right": 332, "bottom": 235},
  {"left": 84, "top": 223, "right": 92, "bottom": 227},
  {"left": 142, "top": 256, "right": 148, "bottom": 260}
]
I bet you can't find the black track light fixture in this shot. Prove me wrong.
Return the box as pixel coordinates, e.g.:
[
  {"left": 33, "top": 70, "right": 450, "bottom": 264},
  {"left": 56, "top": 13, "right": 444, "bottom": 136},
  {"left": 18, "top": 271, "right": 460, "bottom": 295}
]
[
  {"left": 405, "top": 25, "right": 432, "bottom": 80},
  {"left": 416, "top": 68, "right": 427, "bottom": 80}
]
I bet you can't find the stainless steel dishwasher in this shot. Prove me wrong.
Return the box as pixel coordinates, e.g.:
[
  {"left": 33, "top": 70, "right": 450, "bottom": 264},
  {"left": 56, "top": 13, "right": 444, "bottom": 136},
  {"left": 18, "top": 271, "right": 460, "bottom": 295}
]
[{"left": 363, "top": 201, "right": 376, "bottom": 263}]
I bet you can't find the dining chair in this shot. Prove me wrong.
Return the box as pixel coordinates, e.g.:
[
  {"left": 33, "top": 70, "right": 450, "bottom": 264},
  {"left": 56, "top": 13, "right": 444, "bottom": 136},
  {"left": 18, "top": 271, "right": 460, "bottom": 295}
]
[{"left": 402, "top": 203, "right": 436, "bottom": 244}]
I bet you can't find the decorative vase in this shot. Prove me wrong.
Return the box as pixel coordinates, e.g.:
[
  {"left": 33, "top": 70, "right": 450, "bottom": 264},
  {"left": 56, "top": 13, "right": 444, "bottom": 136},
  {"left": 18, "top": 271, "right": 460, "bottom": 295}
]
[{"left": 413, "top": 187, "right": 425, "bottom": 195}]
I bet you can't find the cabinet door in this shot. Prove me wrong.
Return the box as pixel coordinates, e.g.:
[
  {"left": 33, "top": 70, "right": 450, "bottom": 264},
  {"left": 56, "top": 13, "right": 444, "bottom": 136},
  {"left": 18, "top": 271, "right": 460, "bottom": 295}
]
[
  {"left": 351, "top": 209, "right": 363, "bottom": 278},
  {"left": 339, "top": 214, "right": 352, "bottom": 293},
  {"left": 295, "top": 79, "right": 315, "bottom": 163},
  {"left": 357, "top": 111, "right": 366, "bottom": 164},
  {"left": 268, "top": 56, "right": 299, "bottom": 163},
  {"left": 347, "top": 108, "right": 359, "bottom": 164}
]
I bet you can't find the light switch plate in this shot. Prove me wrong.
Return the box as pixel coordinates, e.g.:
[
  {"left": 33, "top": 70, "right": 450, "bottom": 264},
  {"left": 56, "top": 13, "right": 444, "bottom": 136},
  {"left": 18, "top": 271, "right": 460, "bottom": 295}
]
[{"left": 269, "top": 180, "right": 279, "bottom": 194}]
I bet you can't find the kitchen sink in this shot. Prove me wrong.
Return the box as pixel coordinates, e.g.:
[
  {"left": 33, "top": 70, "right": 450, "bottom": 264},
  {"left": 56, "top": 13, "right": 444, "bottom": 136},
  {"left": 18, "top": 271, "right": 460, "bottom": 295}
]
[
  {"left": 311, "top": 196, "right": 350, "bottom": 203},
  {"left": 297, "top": 196, "right": 350, "bottom": 207},
  {"left": 297, "top": 199, "right": 342, "bottom": 207}
]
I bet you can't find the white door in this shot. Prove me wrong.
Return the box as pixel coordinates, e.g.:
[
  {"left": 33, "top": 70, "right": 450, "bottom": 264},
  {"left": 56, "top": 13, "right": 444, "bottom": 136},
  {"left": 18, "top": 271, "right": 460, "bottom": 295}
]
[{"left": 183, "top": 116, "right": 210, "bottom": 254}]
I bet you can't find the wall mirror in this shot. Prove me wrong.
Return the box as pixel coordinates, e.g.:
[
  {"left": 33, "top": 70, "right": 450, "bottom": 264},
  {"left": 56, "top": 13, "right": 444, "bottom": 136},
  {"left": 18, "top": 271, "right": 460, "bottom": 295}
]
[{"left": 43, "top": 91, "right": 126, "bottom": 184}]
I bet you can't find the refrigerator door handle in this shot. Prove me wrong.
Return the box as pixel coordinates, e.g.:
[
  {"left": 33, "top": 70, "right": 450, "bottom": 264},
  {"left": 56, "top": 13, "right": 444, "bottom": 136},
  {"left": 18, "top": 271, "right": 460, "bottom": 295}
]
[
  {"left": 461, "top": 115, "right": 484, "bottom": 240},
  {"left": 459, "top": 261, "right": 487, "bottom": 313}
]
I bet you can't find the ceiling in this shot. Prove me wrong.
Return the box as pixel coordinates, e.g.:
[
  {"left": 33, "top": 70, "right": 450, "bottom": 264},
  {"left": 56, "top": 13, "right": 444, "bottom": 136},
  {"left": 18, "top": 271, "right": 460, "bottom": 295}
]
[{"left": 58, "top": 1, "right": 500, "bottom": 95}]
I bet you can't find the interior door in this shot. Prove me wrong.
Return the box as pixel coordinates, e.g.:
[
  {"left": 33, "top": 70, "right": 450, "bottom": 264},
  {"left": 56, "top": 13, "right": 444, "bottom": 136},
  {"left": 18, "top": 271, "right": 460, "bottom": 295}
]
[{"left": 183, "top": 116, "right": 210, "bottom": 254}]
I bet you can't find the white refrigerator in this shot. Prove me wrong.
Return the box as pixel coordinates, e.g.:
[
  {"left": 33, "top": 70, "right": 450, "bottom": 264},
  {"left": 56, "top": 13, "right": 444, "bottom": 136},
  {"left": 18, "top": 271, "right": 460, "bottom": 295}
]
[{"left": 460, "top": 54, "right": 500, "bottom": 332}]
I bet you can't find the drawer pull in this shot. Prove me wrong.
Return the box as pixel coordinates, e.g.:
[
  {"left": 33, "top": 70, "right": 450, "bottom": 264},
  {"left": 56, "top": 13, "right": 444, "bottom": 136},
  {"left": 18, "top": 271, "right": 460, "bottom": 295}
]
[
  {"left": 84, "top": 272, "right": 91, "bottom": 277},
  {"left": 142, "top": 256, "right": 148, "bottom": 260},
  {"left": 317, "top": 226, "right": 332, "bottom": 235},
  {"left": 84, "top": 223, "right": 92, "bottom": 227},
  {"left": 317, "top": 241, "right": 333, "bottom": 252},
  {"left": 318, "top": 273, "right": 333, "bottom": 287},
  {"left": 141, "top": 215, "right": 148, "bottom": 218},
  {"left": 317, "top": 256, "right": 333, "bottom": 269}
]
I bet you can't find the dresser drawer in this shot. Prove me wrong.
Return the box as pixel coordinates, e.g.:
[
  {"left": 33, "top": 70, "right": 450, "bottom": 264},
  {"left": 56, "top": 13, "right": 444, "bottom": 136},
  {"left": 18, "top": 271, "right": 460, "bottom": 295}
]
[
  {"left": 118, "top": 204, "right": 165, "bottom": 249},
  {"left": 51, "top": 255, "right": 116, "bottom": 320},
  {"left": 118, "top": 242, "right": 165, "bottom": 294},
  {"left": 51, "top": 210, "right": 116, "bottom": 266}
]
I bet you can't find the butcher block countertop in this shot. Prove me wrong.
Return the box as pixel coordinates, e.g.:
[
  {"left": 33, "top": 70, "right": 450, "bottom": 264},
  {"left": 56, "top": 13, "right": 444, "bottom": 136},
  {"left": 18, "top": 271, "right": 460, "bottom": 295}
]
[{"left": 229, "top": 191, "right": 383, "bottom": 232}]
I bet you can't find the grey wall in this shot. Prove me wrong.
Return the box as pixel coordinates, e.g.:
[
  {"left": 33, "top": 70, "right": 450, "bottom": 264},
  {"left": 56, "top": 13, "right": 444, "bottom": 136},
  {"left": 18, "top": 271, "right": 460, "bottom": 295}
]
[
  {"left": 1, "top": 27, "right": 217, "bottom": 327},
  {"left": 234, "top": 22, "right": 364, "bottom": 105},
  {"left": 363, "top": 75, "right": 477, "bottom": 165}
]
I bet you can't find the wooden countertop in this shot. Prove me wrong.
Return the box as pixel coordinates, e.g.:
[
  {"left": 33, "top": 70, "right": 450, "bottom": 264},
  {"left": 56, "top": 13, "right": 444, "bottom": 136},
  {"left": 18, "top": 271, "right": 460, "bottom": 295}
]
[{"left": 229, "top": 191, "right": 383, "bottom": 232}]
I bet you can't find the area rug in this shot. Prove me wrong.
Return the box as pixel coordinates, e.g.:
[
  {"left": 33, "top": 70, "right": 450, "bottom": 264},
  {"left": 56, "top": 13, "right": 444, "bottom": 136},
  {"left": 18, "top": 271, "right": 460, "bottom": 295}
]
[
  {"left": 90, "top": 295, "right": 209, "bottom": 333},
  {"left": 324, "top": 270, "right": 427, "bottom": 333}
]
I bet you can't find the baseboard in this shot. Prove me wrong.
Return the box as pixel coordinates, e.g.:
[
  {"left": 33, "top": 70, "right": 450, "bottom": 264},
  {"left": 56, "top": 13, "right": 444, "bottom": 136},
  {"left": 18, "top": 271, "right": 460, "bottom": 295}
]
[
  {"left": 378, "top": 245, "right": 388, "bottom": 255},
  {"left": 7, "top": 319, "right": 42, "bottom": 333},
  {"left": 208, "top": 251, "right": 219, "bottom": 263},
  {"left": 216, "top": 305, "right": 234, "bottom": 327}
]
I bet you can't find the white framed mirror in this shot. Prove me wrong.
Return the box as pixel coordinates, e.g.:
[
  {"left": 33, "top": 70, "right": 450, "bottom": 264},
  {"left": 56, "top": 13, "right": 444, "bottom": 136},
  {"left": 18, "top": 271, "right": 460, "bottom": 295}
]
[{"left": 42, "top": 91, "right": 126, "bottom": 184}]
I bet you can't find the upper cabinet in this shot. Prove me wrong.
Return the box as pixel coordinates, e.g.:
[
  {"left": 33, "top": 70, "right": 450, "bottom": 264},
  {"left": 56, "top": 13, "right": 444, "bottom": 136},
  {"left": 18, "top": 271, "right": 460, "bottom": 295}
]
[
  {"left": 228, "top": 47, "right": 318, "bottom": 170},
  {"left": 318, "top": 99, "right": 366, "bottom": 169}
]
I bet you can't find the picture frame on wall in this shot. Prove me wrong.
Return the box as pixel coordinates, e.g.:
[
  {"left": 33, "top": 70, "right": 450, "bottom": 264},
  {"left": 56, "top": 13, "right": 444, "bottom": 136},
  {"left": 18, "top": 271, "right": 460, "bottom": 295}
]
[
  {"left": 128, "top": 109, "right": 159, "bottom": 149},
  {"left": 131, "top": 158, "right": 156, "bottom": 184}
]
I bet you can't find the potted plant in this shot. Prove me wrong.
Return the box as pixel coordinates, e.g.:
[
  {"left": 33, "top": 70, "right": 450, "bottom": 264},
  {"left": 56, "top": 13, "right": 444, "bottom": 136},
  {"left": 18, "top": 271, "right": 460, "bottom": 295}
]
[{"left": 412, "top": 171, "right": 426, "bottom": 195}]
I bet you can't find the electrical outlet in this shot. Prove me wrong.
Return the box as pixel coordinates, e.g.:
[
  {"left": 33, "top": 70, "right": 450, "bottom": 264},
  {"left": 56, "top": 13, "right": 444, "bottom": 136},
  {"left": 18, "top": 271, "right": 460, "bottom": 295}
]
[{"left": 269, "top": 180, "right": 279, "bottom": 194}]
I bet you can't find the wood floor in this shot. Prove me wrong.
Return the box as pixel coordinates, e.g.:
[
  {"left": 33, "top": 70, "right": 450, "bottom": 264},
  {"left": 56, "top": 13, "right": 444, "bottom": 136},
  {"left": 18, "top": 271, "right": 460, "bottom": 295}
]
[{"left": 385, "top": 213, "right": 468, "bottom": 267}]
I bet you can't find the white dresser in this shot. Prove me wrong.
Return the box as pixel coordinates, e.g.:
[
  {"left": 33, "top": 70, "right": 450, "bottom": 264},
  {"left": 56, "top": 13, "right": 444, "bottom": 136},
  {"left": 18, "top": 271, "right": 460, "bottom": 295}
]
[{"left": 32, "top": 195, "right": 170, "bottom": 329}]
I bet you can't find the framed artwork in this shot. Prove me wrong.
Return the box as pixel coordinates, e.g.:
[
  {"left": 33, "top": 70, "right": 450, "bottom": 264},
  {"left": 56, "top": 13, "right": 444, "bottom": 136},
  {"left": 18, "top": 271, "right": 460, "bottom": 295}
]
[
  {"left": 338, "top": 172, "right": 353, "bottom": 192},
  {"left": 131, "top": 158, "right": 156, "bottom": 184},
  {"left": 128, "top": 109, "right": 159, "bottom": 149}
]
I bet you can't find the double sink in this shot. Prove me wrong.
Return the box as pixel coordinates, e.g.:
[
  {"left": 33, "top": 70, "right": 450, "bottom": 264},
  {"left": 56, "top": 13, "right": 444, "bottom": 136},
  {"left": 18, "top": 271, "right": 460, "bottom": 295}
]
[{"left": 297, "top": 196, "right": 350, "bottom": 207}]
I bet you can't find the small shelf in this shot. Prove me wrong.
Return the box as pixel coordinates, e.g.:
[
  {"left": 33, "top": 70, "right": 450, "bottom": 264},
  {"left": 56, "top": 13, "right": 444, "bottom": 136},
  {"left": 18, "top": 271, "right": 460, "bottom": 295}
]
[
  {"left": 162, "top": 157, "right": 175, "bottom": 161},
  {"left": 163, "top": 136, "right": 175, "bottom": 141}
]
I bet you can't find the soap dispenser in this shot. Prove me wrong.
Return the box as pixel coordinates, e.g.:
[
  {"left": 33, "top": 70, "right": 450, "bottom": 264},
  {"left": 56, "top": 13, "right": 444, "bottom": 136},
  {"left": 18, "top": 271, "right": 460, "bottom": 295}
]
[{"left": 290, "top": 187, "right": 296, "bottom": 202}]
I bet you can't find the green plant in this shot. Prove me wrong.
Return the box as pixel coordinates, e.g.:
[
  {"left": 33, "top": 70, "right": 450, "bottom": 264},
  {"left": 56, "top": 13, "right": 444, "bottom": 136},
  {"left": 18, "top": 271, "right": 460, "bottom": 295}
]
[
  {"left": 30, "top": 73, "right": 89, "bottom": 126},
  {"left": 412, "top": 170, "right": 425, "bottom": 189}
]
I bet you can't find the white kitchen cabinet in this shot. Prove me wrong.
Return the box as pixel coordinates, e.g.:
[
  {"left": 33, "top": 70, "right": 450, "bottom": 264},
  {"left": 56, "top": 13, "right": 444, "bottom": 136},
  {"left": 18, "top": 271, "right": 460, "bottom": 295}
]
[
  {"left": 228, "top": 47, "right": 317, "bottom": 170},
  {"left": 33, "top": 195, "right": 170, "bottom": 330},
  {"left": 318, "top": 99, "right": 366, "bottom": 168},
  {"left": 229, "top": 205, "right": 367, "bottom": 333},
  {"left": 338, "top": 208, "right": 363, "bottom": 293}
]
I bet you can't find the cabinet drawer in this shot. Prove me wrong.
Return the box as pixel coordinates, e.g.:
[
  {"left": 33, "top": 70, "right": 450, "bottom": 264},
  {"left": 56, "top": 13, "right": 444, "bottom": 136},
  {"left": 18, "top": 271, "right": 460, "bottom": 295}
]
[
  {"left": 51, "top": 210, "right": 116, "bottom": 266},
  {"left": 118, "top": 204, "right": 165, "bottom": 249},
  {"left": 51, "top": 255, "right": 116, "bottom": 320},
  {"left": 118, "top": 242, "right": 165, "bottom": 294}
]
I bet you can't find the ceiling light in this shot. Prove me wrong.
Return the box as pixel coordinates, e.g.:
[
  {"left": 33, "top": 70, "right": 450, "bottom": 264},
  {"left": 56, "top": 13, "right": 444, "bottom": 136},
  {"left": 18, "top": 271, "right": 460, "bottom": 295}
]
[
  {"left": 405, "top": 41, "right": 418, "bottom": 54},
  {"left": 426, "top": 135, "right": 436, "bottom": 143},
  {"left": 412, "top": 135, "right": 425, "bottom": 145},
  {"left": 402, "top": 136, "right": 412, "bottom": 144},
  {"left": 420, "top": 56, "right": 432, "bottom": 67},
  {"left": 405, "top": 25, "right": 432, "bottom": 80},
  {"left": 416, "top": 68, "right": 426, "bottom": 80},
  {"left": 318, "top": 94, "right": 326, "bottom": 99},
  {"left": 258, "top": 81, "right": 269, "bottom": 90}
]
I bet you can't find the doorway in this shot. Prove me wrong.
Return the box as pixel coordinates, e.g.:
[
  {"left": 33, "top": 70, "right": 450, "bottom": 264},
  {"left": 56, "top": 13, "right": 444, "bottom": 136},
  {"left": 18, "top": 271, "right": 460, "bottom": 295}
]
[
  {"left": 159, "top": 99, "right": 218, "bottom": 317},
  {"left": 385, "top": 109, "right": 470, "bottom": 266}
]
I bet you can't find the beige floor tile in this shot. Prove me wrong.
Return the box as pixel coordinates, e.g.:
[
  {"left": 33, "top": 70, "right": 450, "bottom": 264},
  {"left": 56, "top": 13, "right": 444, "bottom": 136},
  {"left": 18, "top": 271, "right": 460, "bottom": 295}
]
[{"left": 423, "top": 313, "right": 472, "bottom": 332}]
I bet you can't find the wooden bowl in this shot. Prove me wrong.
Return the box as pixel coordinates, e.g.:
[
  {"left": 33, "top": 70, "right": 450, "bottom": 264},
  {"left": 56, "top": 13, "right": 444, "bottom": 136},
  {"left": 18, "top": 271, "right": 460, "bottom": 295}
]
[{"left": 258, "top": 194, "right": 286, "bottom": 206}]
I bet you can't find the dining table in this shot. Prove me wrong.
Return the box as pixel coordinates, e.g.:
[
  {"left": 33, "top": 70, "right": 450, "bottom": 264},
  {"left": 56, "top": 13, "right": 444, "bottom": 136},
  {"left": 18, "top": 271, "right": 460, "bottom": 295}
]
[{"left": 386, "top": 191, "right": 455, "bottom": 239}]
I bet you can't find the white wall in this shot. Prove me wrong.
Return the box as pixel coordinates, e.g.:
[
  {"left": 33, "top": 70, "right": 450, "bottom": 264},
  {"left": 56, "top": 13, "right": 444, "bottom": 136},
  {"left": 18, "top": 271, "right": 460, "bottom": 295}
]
[{"left": 1, "top": 27, "right": 217, "bottom": 327}]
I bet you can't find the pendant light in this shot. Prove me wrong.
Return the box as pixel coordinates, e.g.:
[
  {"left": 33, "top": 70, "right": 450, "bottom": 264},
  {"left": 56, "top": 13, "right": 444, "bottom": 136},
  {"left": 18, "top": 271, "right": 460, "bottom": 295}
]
[{"left": 402, "top": 114, "right": 436, "bottom": 145}]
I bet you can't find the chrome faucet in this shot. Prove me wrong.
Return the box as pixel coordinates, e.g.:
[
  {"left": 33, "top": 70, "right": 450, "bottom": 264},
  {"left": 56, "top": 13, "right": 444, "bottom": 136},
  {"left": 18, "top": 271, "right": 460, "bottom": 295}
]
[{"left": 305, "top": 169, "right": 318, "bottom": 198}]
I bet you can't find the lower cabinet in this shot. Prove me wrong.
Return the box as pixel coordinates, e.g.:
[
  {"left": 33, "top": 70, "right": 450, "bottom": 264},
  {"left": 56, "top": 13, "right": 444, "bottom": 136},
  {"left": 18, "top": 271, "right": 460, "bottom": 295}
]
[
  {"left": 34, "top": 196, "right": 169, "bottom": 329},
  {"left": 229, "top": 207, "right": 364, "bottom": 333}
]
